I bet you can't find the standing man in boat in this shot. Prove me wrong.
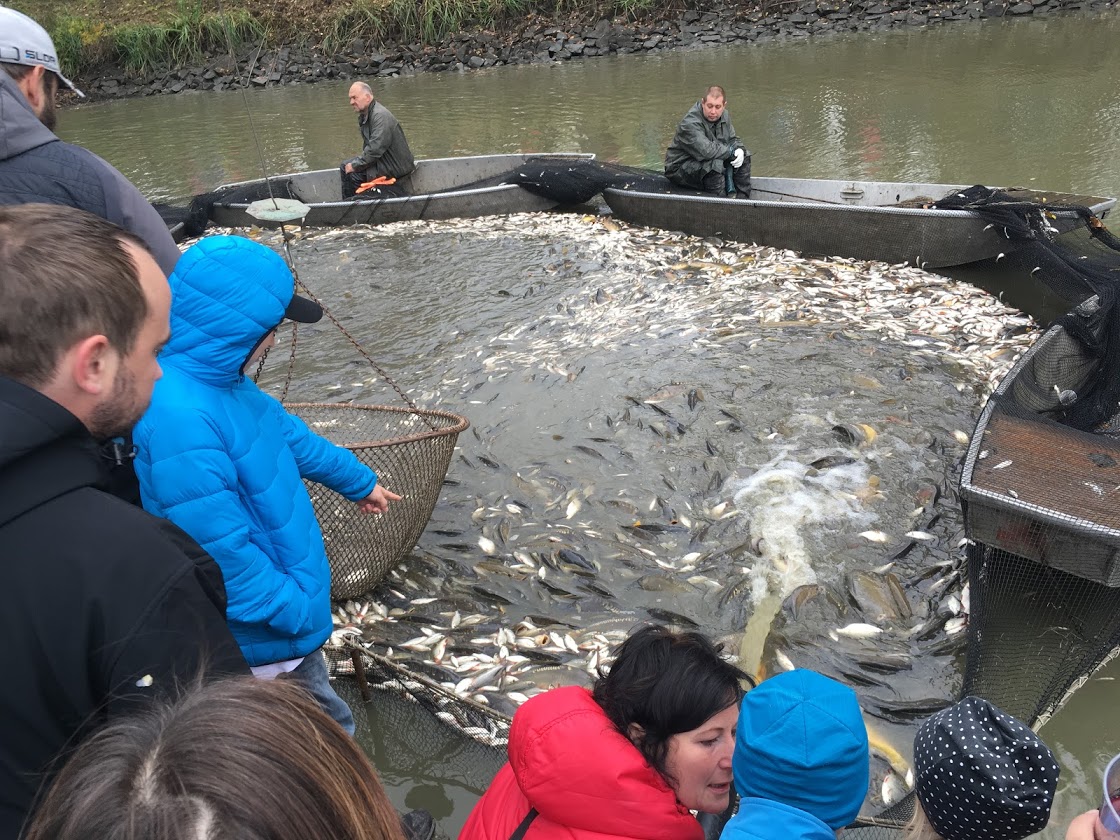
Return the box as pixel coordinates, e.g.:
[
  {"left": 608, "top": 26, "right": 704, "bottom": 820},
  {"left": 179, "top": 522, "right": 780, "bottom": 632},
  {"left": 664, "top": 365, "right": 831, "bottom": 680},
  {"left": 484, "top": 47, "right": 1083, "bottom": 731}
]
[
  {"left": 0, "top": 204, "right": 247, "bottom": 839},
  {"left": 665, "top": 85, "right": 751, "bottom": 198},
  {"left": 341, "top": 81, "right": 416, "bottom": 199},
  {"left": 0, "top": 6, "right": 182, "bottom": 276}
]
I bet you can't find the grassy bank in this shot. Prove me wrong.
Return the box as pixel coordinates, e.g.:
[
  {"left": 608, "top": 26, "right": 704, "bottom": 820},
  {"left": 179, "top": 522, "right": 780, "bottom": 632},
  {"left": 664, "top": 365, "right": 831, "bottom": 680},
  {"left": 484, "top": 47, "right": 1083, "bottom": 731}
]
[{"left": 13, "top": 0, "right": 665, "bottom": 76}]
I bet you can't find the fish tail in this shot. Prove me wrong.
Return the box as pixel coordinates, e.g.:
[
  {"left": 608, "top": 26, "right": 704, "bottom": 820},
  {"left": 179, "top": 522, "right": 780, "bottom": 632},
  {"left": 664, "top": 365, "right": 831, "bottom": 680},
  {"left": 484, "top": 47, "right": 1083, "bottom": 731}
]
[{"left": 865, "top": 717, "right": 912, "bottom": 779}]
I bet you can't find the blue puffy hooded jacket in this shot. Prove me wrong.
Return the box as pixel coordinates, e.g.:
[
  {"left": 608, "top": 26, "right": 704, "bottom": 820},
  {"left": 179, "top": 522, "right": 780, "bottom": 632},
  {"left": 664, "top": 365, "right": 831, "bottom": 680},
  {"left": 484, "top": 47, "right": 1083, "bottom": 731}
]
[
  {"left": 721, "top": 669, "right": 869, "bottom": 840},
  {"left": 134, "top": 236, "right": 377, "bottom": 666}
]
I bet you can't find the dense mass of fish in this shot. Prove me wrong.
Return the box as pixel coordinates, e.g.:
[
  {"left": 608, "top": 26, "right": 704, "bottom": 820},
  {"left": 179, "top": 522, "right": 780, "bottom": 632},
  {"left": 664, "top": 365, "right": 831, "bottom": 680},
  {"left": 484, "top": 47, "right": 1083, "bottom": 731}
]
[{"left": 232, "top": 211, "right": 1038, "bottom": 812}]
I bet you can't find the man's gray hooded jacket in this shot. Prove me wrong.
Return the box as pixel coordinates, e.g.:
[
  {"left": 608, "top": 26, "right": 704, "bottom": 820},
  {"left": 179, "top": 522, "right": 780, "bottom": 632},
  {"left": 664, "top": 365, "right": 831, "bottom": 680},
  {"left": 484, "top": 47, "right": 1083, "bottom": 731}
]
[{"left": 0, "top": 71, "right": 180, "bottom": 275}]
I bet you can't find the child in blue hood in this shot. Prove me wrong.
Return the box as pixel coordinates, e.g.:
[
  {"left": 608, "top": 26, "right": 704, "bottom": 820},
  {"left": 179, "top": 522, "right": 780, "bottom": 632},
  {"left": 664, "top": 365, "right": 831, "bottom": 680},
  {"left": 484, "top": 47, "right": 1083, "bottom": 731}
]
[
  {"left": 721, "top": 669, "right": 869, "bottom": 840},
  {"left": 134, "top": 235, "right": 400, "bottom": 735}
]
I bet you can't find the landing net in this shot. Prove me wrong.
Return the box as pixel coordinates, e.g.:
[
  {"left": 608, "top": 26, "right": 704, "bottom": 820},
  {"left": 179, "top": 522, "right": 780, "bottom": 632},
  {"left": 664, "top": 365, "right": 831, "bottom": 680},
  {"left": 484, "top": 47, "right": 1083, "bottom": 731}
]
[{"left": 290, "top": 404, "right": 468, "bottom": 600}]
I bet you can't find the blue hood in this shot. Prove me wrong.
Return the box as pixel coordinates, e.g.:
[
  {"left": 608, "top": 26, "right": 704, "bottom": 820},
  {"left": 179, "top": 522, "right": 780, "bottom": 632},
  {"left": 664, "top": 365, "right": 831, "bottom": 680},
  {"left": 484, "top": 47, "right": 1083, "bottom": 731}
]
[
  {"left": 720, "top": 798, "right": 838, "bottom": 840},
  {"left": 733, "top": 669, "right": 868, "bottom": 829},
  {"left": 164, "top": 236, "right": 295, "bottom": 385}
]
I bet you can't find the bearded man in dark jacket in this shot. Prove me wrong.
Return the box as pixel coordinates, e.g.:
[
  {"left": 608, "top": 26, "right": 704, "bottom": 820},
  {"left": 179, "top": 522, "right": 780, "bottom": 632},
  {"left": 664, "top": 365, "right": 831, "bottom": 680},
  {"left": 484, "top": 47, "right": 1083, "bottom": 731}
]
[
  {"left": 340, "top": 81, "right": 416, "bottom": 199},
  {"left": 665, "top": 85, "right": 751, "bottom": 197},
  {"left": 0, "top": 204, "right": 247, "bottom": 839}
]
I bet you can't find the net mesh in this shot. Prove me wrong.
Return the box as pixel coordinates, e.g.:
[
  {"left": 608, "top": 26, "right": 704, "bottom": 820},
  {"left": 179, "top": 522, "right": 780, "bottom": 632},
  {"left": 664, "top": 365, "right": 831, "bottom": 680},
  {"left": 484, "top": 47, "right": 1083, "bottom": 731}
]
[
  {"left": 503, "top": 161, "right": 675, "bottom": 205},
  {"left": 289, "top": 404, "right": 468, "bottom": 599},
  {"left": 331, "top": 646, "right": 512, "bottom": 749},
  {"left": 959, "top": 291, "right": 1120, "bottom": 723},
  {"left": 300, "top": 190, "right": 1120, "bottom": 839}
]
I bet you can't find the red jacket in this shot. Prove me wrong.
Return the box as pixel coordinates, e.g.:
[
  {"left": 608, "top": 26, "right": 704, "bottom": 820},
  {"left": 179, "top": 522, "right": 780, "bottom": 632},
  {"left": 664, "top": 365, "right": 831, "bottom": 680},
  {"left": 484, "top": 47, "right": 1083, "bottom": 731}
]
[{"left": 459, "top": 686, "right": 704, "bottom": 840}]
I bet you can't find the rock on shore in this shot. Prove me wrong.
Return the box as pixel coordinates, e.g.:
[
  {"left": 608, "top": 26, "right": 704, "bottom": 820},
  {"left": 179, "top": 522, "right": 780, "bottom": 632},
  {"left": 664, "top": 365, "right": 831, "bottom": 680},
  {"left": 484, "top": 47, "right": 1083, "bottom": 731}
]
[{"left": 75, "top": 0, "right": 1115, "bottom": 99}]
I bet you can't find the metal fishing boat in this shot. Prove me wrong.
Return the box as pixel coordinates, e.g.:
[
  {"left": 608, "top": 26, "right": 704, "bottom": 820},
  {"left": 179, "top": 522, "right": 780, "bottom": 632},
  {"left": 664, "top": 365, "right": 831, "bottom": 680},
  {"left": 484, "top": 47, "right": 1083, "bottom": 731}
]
[
  {"left": 603, "top": 177, "right": 1116, "bottom": 268},
  {"left": 208, "top": 152, "right": 596, "bottom": 228}
]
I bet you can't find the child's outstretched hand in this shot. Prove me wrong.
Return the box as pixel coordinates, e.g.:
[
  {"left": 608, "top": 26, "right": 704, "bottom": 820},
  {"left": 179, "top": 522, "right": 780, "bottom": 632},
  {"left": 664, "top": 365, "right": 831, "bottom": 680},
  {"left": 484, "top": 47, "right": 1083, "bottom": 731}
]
[{"left": 357, "top": 485, "right": 402, "bottom": 514}]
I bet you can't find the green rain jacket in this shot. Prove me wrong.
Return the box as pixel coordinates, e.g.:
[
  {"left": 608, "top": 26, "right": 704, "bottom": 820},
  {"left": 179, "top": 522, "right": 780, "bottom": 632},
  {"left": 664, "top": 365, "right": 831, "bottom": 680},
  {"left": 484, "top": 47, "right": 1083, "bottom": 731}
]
[
  {"left": 351, "top": 100, "right": 416, "bottom": 180},
  {"left": 664, "top": 101, "right": 743, "bottom": 184}
]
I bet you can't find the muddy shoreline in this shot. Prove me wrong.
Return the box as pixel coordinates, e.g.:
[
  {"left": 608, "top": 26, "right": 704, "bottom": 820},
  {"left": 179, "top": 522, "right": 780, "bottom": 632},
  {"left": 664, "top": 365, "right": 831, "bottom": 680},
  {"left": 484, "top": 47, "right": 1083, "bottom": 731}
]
[{"left": 72, "top": 0, "right": 1115, "bottom": 101}]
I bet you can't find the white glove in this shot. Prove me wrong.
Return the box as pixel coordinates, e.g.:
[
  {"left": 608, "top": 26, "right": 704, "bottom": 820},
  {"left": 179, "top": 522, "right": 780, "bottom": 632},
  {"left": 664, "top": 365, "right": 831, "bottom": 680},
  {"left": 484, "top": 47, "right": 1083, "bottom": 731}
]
[{"left": 731, "top": 148, "right": 746, "bottom": 169}]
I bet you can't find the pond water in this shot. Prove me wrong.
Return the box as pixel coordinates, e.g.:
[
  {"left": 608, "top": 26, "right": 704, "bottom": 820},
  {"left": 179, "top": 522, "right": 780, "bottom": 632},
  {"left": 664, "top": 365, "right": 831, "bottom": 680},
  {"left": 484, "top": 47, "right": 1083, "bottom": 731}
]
[{"left": 57, "top": 10, "right": 1120, "bottom": 837}]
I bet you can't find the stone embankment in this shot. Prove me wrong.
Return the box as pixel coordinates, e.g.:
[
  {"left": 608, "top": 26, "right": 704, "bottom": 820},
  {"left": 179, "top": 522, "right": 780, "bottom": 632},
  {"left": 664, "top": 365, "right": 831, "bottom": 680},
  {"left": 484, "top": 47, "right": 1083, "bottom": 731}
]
[{"left": 75, "top": 0, "right": 1115, "bottom": 99}]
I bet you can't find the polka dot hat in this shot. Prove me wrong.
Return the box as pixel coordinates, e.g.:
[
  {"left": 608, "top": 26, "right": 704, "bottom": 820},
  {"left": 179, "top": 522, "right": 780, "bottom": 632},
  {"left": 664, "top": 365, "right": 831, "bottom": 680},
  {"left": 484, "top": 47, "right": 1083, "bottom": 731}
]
[{"left": 914, "top": 696, "right": 1059, "bottom": 840}]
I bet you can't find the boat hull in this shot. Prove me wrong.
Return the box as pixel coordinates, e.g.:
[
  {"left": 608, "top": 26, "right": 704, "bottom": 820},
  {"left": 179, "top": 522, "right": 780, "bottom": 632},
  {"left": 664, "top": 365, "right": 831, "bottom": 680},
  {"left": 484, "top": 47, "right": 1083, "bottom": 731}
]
[
  {"left": 603, "top": 177, "right": 1117, "bottom": 268},
  {"left": 210, "top": 153, "right": 595, "bottom": 228}
]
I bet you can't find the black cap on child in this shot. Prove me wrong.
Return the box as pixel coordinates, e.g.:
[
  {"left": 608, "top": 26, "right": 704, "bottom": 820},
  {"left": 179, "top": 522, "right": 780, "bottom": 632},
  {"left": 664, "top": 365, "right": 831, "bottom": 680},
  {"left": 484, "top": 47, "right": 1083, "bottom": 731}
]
[
  {"left": 914, "top": 696, "right": 1059, "bottom": 840},
  {"left": 284, "top": 293, "right": 322, "bottom": 324}
]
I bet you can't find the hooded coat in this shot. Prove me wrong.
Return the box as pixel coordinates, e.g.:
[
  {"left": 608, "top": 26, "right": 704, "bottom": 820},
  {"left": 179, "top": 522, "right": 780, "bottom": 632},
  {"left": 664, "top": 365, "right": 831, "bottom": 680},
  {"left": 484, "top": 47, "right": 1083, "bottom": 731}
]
[
  {"left": 721, "top": 670, "right": 869, "bottom": 840},
  {"left": 0, "top": 70, "right": 181, "bottom": 276},
  {"left": 460, "top": 686, "right": 704, "bottom": 840},
  {"left": 664, "top": 101, "right": 743, "bottom": 186},
  {"left": 0, "top": 376, "right": 246, "bottom": 839},
  {"left": 133, "top": 237, "right": 377, "bottom": 667}
]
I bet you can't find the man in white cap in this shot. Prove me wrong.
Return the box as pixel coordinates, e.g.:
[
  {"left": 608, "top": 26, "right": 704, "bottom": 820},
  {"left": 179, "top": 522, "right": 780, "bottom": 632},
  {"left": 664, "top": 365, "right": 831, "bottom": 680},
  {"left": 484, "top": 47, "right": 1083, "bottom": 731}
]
[{"left": 0, "top": 6, "right": 182, "bottom": 276}]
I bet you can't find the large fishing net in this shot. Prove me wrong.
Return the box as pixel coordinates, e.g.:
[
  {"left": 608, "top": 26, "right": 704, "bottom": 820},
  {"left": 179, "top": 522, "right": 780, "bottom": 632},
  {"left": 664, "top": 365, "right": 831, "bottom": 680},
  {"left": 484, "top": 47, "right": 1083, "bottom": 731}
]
[
  {"left": 845, "top": 194, "right": 1120, "bottom": 837},
  {"left": 164, "top": 160, "right": 679, "bottom": 233},
  {"left": 312, "top": 189, "right": 1120, "bottom": 839},
  {"left": 170, "top": 176, "right": 1106, "bottom": 838}
]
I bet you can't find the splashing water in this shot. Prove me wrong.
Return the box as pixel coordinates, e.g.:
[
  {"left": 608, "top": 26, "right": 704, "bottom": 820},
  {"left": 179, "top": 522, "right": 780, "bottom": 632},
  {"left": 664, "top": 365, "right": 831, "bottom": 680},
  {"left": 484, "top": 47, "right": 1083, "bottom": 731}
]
[{"left": 732, "top": 449, "right": 879, "bottom": 605}]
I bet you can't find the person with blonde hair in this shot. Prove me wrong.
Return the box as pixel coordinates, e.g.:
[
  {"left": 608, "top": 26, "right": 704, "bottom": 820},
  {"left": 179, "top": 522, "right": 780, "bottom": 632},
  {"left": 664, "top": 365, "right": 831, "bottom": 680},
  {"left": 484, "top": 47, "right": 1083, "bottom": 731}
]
[{"left": 25, "top": 677, "right": 408, "bottom": 840}]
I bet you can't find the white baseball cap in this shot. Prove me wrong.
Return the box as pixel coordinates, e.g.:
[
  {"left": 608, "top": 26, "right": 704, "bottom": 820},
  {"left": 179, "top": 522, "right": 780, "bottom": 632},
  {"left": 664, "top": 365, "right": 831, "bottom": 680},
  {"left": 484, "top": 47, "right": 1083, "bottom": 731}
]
[{"left": 0, "top": 6, "right": 85, "bottom": 97}]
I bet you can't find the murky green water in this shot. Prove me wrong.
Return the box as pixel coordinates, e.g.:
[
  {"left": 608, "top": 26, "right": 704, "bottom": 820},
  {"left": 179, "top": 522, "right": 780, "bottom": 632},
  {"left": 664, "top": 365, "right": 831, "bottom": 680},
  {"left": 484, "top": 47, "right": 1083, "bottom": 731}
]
[
  {"left": 61, "top": 13, "right": 1120, "bottom": 203},
  {"left": 56, "top": 10, "right": 1120, "bottom": 837}
]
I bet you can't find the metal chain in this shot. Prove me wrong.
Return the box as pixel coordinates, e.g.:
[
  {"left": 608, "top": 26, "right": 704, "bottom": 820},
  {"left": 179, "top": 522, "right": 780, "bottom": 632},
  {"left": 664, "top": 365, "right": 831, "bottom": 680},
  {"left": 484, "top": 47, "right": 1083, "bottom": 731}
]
[
  {"left": 278, "top": 227, "right": 437, "bottom": 431},
  {"left": 251, "top": 345, "right": 270, "bottom": 383},
  {"left": 279, "top": 318, "right": 299, "bottom": 404}
]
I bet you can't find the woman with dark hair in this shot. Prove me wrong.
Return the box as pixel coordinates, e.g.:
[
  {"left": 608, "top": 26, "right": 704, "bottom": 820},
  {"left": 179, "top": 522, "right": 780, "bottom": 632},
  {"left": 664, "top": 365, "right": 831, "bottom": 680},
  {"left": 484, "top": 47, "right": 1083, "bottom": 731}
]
[
  {"left": 24, "top": 677, "right": 408, "bottom": 840},
  {"left": 460, "top": 624, "right": 752, "bottom": 840}
]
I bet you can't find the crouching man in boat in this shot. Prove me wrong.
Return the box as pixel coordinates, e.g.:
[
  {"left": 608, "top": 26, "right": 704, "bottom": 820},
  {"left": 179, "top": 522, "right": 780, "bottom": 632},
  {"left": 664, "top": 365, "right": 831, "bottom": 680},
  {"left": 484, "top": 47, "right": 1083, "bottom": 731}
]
[
  {"left": 341, "top": 81, "right": 416, "bottom": 199},
  {"left": 0, "top": 205, "right": 248, "bottom": 837},
  {"left": 460, "top": 624, "right": 749, "bottom": 840},
  {"left": 665, "top": 86, "right": 751, "bottom": 198},
  {"left": 132, "top": 236, "right": 400, "bottom": 737}
]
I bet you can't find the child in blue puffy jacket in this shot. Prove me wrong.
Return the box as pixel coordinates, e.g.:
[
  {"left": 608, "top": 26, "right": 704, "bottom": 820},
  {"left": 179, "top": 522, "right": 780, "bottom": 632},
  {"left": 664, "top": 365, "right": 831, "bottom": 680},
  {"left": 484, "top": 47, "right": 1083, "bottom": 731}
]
[
  {"left": 721, "top": 669, "right": 869, "bottom": 840},
  {"left": 134, "top": 235, "right": 399, "bottom": 735}
]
